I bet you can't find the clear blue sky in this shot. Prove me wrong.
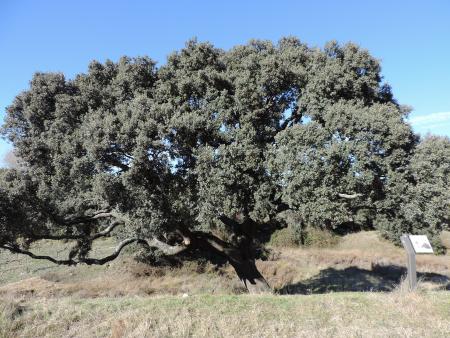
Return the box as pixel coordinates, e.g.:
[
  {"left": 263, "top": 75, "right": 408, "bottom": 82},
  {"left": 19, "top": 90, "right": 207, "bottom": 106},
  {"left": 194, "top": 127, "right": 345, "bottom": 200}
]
[{"left": 1, "top": 0, "right": 449, "bottom": 165}]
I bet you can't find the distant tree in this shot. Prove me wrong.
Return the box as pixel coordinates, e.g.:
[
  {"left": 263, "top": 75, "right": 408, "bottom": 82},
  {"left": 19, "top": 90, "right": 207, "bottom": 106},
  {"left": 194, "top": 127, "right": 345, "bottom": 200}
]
[
  {"left": 389, "top": 135, "right": 450, "bottom": 253},
  {"left": 0, "top": 38, "right": 439, "bottom": 293}
]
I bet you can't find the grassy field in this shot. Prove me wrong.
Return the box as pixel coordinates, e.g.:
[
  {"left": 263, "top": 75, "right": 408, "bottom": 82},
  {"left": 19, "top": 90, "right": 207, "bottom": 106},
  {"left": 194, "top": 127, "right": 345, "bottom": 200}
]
[
  {"left": 1, "top": 231, "right": 450, "bottom": 337},
  {"left": 1, "top": 292, "right": 450, "bottom": 338}
]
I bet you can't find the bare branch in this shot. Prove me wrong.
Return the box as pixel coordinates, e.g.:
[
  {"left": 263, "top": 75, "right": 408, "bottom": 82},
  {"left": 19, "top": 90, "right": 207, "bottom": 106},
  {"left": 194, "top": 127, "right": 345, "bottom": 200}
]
[
  {"left": 27, "top": 211, "right": 127, "bottom": 241},
  {"left": 0, "top": 244, "right": 76, "bottom": 265},
  {"left": 90, "top": 221, "right": 123, "bottom": 240},
  {"left": 190, "top": 231, "right": 237, "bottom": 257},
  {"left": 175, "top": 230, "right": 191, "bottom": 246},
  {"left": 145, "top": 237, "right": 189, "bottom": 255},
  {"left": 0, "top": 238, "right": 140, "bottom": 266},
  {"left": 60, "top": 209, "right": 112, "bottom": 225},
  {"left": 90, "top": 210, "right": 128, "bottom": 222},
  {"left": 218, "top": 215, "right": 240, "bottom": 231},
  {"left": 105, "top": 156, "right": 130, "bottom": 172},
  {"left": 338, "top": 193, "right": 364, "bottom": 199},
  {"left": 81, "top": 238, "right": 139, "bottom": 265},
  {"left": 274, "top": 201, "right": 290, "bottom": 213}
]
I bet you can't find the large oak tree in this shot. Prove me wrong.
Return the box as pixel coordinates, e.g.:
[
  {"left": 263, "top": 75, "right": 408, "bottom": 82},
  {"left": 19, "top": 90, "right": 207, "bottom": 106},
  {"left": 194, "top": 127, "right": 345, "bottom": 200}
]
[{"left": 1, "top": 38, "right": 447, "bottom": 293}]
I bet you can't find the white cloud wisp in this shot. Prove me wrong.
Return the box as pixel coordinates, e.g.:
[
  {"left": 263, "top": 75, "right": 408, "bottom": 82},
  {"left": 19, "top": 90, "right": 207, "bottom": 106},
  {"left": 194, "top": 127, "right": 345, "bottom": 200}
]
[{"left": 408, "top": 112, "right": 450, "bottom": 137}]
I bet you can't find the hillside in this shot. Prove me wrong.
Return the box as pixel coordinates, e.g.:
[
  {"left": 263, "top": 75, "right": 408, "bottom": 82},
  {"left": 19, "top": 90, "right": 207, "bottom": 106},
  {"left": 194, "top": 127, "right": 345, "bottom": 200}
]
[{"left": 1, "top": 231, "right": 450, "bottom": 337}]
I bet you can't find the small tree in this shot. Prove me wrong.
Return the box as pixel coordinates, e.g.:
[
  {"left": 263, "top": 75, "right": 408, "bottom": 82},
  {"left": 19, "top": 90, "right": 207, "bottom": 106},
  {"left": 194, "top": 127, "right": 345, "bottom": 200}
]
[{"left": 0, "top": 38, "right": 439, "bottom": 293}]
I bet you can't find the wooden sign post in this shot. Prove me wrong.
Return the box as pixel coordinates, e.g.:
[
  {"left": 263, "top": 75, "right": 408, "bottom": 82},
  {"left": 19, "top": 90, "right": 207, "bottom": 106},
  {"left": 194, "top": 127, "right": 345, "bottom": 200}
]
[{"left": 400, "top": 234, "right": 433, "bottom": 290}]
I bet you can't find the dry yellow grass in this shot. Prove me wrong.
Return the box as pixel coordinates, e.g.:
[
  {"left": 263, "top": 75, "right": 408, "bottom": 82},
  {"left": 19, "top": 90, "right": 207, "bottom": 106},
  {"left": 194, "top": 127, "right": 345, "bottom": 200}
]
[
  {"left": 1, "top": 291, "right": 450, "bottom": 338},
  {"left": 0, "top": 258, "right": 245, "bottom": 299},
  {"left": 261, "top": 231, "right": 450, "bottom": 293},
  {"left": 1, "top": 231, "right": 450, "bottom": 298},
  {"left": 1, "top": 231, "right": 450, "bottom": 337}
]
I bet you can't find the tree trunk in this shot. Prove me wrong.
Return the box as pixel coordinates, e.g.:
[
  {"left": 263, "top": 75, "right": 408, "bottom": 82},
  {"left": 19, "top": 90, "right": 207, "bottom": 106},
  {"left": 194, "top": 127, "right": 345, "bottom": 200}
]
[
  {"left": 190, "top": 230, "right": 272, "bottom": 294},
  {"left": 230, "top": 258, "right": 272, "bottom": 294}
]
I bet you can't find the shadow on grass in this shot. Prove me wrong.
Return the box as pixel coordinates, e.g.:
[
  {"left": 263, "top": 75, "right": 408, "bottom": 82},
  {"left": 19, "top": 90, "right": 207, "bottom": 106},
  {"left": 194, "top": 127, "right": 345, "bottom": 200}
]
[{"left": 277, "top": 264, "right": 450, "bottom": 294}]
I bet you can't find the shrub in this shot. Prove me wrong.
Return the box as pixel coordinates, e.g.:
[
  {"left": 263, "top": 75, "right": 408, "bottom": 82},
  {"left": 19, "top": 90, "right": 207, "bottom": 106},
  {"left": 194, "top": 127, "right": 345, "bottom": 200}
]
[
  {"left": 303, "top": 228, "right": 340, "bottom": 248},
  {"left": 269, "top": 227, "right": 300, "bottom": 247},
  {"left": 269, "top": 226, "right": 340, "bottom": 248}
]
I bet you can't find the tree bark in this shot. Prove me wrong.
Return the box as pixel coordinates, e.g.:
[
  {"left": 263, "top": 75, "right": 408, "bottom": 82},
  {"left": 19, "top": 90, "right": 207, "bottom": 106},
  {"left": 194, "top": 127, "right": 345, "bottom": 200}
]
[
  {"left": 229, "top": 258, "right": 272, "bottom": 294},
  {"left": 185, "top": 229, "right": 273, "bottom": 294}
]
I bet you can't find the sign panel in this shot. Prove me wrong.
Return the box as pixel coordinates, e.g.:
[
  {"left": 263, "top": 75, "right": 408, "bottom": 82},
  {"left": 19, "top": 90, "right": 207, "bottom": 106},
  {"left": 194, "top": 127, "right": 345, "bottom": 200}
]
[{"left": 408, "top": 235, "right": 433, "bottom": 254}]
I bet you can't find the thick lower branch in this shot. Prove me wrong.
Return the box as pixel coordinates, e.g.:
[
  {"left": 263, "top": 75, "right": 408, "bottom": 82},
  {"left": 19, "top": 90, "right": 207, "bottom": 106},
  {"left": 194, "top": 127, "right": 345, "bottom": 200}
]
[
  {"left": 82, "top": 238, "right": 141, "bottom": 265},
  {"left": 0, "top": 232, "right": 191, "bottom": 266},
  {"left": 0, "top": 238, "right": 139, "bottom": 266},
  {"left": 90, "top": 221, "right": 123, "bottom": 240},
  {"left": 60, "top": 209, "right": 113, "bottom": 225},
  {"left": 0, "top": 244, "right": 77, "bottom": 265},
  {"left": 218, "top": 215, "right": 241, "bottom": 232},
  {"left": 145, "top": 237, "right": 189, "bottom": 255},
  {"left": 28, "top": 210, "right": 126, "bottom": 241},
  {"left": 28, "top": 221, "right": 123, "bottom": 242},
  {"left": 187, "top": 230, "right": 272, "bottom": 293}
]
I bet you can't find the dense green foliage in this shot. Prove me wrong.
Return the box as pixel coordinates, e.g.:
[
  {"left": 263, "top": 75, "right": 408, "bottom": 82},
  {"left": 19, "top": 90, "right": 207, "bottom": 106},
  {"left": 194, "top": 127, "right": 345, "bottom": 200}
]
[
  {"left": 1, "top": 38, "right": 449, "bottom": 291},
  {"left": 402, "top": 136, "right": 450, "bottom": 252}
]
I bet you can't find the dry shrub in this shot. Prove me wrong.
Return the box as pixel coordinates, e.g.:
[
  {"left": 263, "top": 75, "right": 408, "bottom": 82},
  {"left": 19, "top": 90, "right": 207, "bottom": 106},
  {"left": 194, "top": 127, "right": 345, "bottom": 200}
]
[
  {"left": 440, "top": 230, "right": 450, "bottom": 249},
  {"left": 269, "top": 227, "right": 340, "bottom": 249},
  {"left": 269, "top": 227, "right": 300, "bottom": 248},
  {"left": 258, "top": 260, "right": 298, "bottom": 289},
  {"left": 122, "top": 260, "right": 167, "bottom": 278},
  {"left": 303, "top": 228, "right": 339, "bottom": 248}
]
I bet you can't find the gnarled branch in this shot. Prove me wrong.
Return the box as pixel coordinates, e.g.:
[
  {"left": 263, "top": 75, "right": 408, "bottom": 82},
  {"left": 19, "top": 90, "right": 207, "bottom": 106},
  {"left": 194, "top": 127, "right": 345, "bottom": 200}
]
[
  {"left": 90, "top": 220, "right": 123, "bottom": 240},
  {"left": 0, "top": 244, "right": 77, "bottom": 265},
  {"left": 145, "top": 237, "right": 189, "bottom": 255},
  {"left": 27, "top": 211, "right": 126, "bottom": 241},
  {"left": 0, "top": 238, "right": 139, "bottom": 266},
  {"left": 81, "top": 238, "right": 141, "bottom": 265},
  {"left": 218, "top": 215, "right": 241, "bottom": 232},
  {"left": 61, "top": 209, "right": 121, "bottom": 225},
  {"left": 0, "top": 232, "right": 192, "bottom": 266}
]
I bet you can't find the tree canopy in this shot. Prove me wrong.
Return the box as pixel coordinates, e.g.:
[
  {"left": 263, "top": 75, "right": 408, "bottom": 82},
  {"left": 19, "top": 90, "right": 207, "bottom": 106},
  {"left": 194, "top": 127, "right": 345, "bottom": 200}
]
[{"left": 1, "top": 38, "right": 449, "bottom": 293}]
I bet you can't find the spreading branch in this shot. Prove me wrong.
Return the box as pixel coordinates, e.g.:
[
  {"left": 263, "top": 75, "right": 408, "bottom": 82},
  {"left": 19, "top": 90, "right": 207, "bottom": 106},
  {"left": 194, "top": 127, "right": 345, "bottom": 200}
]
[
  {"left": 104, "top": 155, "right": 130, "bottom": 172},
  {"left": 90, "top": 221, "right": 123, "bottom": 240},
  {"left": 218, "top": 215, "right": 241, "bottom": 232},
  {"left": 27, "top": 210, "right": 126, "bottom": 241},
  {"left": 187, "top": 230, "right": 241, "bottom": 260},
  {"left": 145, "top": 237, "right": 189, "bottom": 255},
  {"left": 0, "top": 234, "right": 191, "bottom": 266},
  {"left": 81, "top": 238, "right": 141, "bottom": 265},
  {"left": 0, "top": 238, "right": 138, "bottom": 266},
  {"left": 0, "top": 244, "right": 78, "bottom": 265},
  {"left": 61, "top": 209, "right": 120, "bottom": 225},
  {"left": 270, "top": 193, "right": 290, "bottom": 215}
]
